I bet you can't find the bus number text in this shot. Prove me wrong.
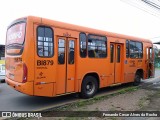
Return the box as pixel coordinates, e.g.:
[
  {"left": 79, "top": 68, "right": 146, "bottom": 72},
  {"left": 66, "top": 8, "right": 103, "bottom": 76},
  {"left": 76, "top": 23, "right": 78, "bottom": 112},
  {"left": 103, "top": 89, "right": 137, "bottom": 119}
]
[{"left": 37, "top": 60, "right": 54, "bottom": 66}]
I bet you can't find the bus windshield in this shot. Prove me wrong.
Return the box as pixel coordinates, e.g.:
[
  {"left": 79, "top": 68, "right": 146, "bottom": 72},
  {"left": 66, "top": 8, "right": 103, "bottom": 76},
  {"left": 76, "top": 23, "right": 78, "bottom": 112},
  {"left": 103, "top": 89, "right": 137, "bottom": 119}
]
[{"left": 6, "top": 22, "right": 26, "bottom": 55}]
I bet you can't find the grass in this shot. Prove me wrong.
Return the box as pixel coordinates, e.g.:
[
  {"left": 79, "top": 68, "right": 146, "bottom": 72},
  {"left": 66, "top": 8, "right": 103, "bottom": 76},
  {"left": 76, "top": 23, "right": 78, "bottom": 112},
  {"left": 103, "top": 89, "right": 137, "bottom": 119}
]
[
  {"left": 155, "top": 67, "right": 160, "bottom": 70},
  {"left": 157, "top": 90, "right": 160, "bottom": 96}
]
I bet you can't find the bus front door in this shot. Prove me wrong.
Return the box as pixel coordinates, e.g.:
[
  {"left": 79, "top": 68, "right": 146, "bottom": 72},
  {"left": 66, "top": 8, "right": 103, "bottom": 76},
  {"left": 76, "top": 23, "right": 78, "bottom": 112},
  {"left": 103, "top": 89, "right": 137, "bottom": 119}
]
[
  {"left": 146, "top": 47, "right": 155, "bottom": 78},
  {"left": 57, "top": 37, "right": 76, "bottom": 95},
  {"left": 110, "top": 43, "right": 123, "bottom": 84}
]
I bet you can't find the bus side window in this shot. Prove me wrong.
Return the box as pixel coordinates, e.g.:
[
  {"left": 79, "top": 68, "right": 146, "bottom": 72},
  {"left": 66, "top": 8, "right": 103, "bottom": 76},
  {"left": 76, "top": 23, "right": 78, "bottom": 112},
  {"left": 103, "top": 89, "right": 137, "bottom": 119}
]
[
  {"left": 37, "top": 26, "right": 53, "bottom": 57},
  {"left": 126, "top": 40, "right": 129, "bottom": 58},
  {"left": 88, "top": 50, "right": 96, "bottom": 58},
  {"left": 58, "top": 39, "right": 65, "bottom": 64},
  {"left": 88, "top": 35, "right": 107, "bottom": 58},
  {"left": 136, "top": 42, "right": 143, "bottom": 58},
  {"left": 68, "top": 40, "right": 75, "bottom": 64},
  {"left": 80, "top": 33, "right": 87, "bottom": 58},
  {"left": 146, "top": 47, "right": 150, "bottom": 60},
  {"left": 117, "top": 45, "right": 121, "bottom": 63},
  {"left": 110, "top": 44, "right": 114, "bottom": 63},
  {"left": 129, "top": 41, "right": 143, "bottom": 58}
]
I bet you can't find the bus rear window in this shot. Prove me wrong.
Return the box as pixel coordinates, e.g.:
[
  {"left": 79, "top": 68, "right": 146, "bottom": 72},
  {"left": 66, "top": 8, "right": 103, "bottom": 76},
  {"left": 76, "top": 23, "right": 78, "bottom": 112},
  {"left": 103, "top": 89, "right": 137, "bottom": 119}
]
[{"left": 6, "top": 22, "right": 26, "bottom": 55}]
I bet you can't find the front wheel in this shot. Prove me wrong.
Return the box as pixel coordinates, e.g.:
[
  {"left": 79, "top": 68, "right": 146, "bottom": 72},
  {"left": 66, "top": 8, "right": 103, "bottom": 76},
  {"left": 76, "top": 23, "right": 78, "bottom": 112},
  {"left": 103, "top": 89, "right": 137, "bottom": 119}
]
[
  {"left": 133, "top": 74, "right": 141, "bottom": 86},
  {"left": 80, "top": 76, "right": 98, "bottom": 99}
]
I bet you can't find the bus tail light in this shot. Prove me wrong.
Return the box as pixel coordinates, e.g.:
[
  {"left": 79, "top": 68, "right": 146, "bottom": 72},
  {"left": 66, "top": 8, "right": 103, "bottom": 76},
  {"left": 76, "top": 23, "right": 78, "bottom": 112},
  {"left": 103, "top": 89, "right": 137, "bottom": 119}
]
[{"left": 22, "top": 63, "right": 28, "bottom": 83}]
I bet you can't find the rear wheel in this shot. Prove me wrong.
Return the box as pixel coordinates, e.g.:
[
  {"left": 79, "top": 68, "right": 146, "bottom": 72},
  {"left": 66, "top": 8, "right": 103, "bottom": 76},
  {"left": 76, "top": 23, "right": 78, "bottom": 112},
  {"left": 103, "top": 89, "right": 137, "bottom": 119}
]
[
  {"left": 0, "top": 79, "right": 5, "bottom": 83},
  {"left": 133, "top": 73, "right": 141, "bottom": 86},
  {"left": 80, "top": 76, "right": 98, "bottom": 99}
]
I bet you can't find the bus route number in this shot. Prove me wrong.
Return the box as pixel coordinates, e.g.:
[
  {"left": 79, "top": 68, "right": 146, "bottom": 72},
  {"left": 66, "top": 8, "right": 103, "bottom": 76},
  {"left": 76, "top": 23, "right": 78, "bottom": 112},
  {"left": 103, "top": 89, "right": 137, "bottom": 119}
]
[{"left": 37, "top": 60, "right": 54, "bottom": 66}]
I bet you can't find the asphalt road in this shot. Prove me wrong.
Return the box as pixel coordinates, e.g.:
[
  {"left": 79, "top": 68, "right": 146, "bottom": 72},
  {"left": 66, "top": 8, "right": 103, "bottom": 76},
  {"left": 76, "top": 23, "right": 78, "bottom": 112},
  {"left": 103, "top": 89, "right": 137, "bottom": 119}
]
[
  {"left": 0, "top": 69, "right": 160, "bottom": 111},
  {"left": 0, "top": 83, "right": 80, "bottom": 111}
]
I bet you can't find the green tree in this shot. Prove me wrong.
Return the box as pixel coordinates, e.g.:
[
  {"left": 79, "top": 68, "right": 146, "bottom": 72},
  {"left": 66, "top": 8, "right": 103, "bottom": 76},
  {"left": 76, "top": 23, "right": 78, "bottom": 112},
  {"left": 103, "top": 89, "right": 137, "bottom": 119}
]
[{"left": 155, "top": 49, "right": 160, "bottom": 68}]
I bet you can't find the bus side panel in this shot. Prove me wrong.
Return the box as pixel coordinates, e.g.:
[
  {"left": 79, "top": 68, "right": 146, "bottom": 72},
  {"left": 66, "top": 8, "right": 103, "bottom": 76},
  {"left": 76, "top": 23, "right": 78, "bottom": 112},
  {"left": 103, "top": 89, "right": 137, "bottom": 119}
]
[
  {"left": 6, "top": 77, "right": 33, "bottom": 95},
  {"left": 25, "top": 18, "right": 35, "bottom": 83},
  {"left": 124, "top": 58, "right": 136, "bottom": 83},
  {"left": 33, "top": 24, "right": 56, "bottom": 97},
  {"left": 34, "top": 83, "right": 54, "bottom": 96},
  {"left": 77, "top": 57, "right": 109, "bottom": 91}
]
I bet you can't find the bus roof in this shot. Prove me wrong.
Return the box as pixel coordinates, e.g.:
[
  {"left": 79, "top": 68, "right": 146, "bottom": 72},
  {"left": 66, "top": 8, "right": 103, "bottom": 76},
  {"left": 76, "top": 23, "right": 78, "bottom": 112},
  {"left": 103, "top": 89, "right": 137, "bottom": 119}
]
[{"left": 17, "top": 16, "right": 152, "bottom": 43}]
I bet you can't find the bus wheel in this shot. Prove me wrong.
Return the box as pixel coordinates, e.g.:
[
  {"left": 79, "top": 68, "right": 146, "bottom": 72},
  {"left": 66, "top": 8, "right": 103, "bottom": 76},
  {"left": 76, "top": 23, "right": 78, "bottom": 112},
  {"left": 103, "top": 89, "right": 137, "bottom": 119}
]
[
  {"left": 133, "top": 73, "right": 141, "bottom": 86},
  {"left": 80, "top": 76, "right": 98, "bottom": 99}
]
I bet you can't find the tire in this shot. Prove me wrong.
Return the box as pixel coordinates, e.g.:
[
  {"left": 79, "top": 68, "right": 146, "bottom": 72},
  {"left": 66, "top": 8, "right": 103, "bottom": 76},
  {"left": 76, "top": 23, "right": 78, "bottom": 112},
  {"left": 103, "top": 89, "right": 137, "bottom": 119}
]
[
  {"left": 133, "top": 73, "right": 141, "bottom": 86},
  {"left": 80, "top": 76, "right": 98, "bottom": 99},
  {"left": 0, "top": 79, "right": 5, "bottom": 83}
]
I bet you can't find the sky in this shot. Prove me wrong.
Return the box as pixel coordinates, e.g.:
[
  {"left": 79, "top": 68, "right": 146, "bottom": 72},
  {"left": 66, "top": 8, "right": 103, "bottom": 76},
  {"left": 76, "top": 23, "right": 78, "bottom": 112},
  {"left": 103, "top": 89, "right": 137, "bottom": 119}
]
[{"left": 0, "top": 0, "right": 160, "bottom": 45}]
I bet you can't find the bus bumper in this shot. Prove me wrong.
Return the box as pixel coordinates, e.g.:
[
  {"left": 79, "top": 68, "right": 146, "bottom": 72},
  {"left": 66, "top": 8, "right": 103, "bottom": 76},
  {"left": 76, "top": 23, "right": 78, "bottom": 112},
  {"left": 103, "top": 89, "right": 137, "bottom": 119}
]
[{"left": 5, "top": 77, "right": 33, "bottom": 96}]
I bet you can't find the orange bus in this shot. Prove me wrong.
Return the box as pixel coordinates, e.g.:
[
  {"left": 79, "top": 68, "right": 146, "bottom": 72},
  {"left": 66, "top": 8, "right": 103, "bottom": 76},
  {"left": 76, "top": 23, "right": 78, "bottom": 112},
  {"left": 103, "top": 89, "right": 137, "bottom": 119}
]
[{"left": 5, "top": 16, "right": 155, "bottom": 98}]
